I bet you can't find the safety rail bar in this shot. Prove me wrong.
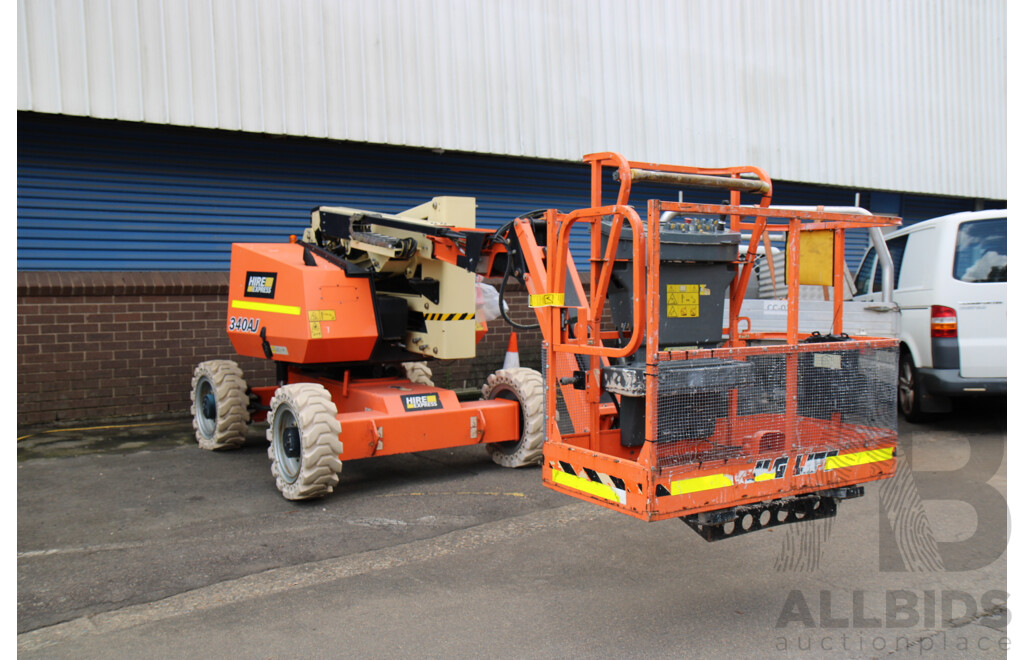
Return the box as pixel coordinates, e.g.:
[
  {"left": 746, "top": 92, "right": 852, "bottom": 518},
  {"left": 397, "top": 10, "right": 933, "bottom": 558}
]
[
  {"left": 618, "top": 168, "right": 772, "bottom": 195},
  {"left": 584, "top": 151, "right": 775, "bottom": 209},
  {"left": 651, "top": 201, "right": 900, "bottom": 345},
  {"left": 547, "top": 204, "right": 646, "bottom": 358}
]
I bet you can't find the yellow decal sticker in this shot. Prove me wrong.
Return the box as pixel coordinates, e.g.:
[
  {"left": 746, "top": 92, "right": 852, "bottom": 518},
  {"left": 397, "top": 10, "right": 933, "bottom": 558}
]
[
  {"left": 666, "top": 284, "right": 703, "bottom": 318},
  {"left": 308, "top": 310, "right": 337, "bottom": 322},
  {"left": 529, "top": 293, "right": 565, "bottom": 308},
  {"left": 231, "top": 300, "right": 301, "bottom": 316},
  {"left": 308, "top": 310, "right": 336, "bottom": 337},
  {"left": 825, "top": 447, "right": 894, "bottom": 470},
  {"left": 670, "top": 473, "right": 733, "bottom": 496}
]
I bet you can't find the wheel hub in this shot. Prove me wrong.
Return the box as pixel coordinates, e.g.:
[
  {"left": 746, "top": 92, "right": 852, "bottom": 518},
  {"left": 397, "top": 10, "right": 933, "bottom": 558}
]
[
  {"left": 282, "top": 427, "right": 301, "bottom": 459},
  {"left": 201, "top": 392, "right": 217, "bottom": 420}
]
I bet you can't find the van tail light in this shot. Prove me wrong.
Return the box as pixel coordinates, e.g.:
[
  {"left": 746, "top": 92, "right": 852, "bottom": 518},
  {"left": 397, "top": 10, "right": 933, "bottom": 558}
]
[{"left": 931, "top": 305, "right": 958, "bottom": 338}]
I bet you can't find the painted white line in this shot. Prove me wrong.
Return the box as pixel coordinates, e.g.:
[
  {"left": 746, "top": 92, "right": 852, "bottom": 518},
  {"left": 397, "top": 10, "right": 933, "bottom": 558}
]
[
  {"left": 18, "top": 502, "right": 606, "bottom": 653},
  {"left": 18, "top": 542, "right": 150, "bottom": 559}
]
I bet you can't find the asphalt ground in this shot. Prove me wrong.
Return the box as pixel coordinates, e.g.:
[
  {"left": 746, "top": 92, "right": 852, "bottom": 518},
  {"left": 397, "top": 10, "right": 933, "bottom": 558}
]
[{"left": 16, "top": 398, "right": 1009, "bottom": 659}]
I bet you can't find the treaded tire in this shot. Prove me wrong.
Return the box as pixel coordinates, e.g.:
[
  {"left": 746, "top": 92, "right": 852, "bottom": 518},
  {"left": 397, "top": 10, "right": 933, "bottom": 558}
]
[
  {"left": 402, "top": 361, "right": 435, "bottom": 386},
  {"left": 898, "top": 351, "right": 928, "bottom": 423},
  {"left": 481, "top": 368, "right": 545, "bottom": 468},
  {"left": 266, "top": 383, "right": 343, "bottom": 500},
  {"left": 191, "top": 360, "right": 250, "bottom": 450}
]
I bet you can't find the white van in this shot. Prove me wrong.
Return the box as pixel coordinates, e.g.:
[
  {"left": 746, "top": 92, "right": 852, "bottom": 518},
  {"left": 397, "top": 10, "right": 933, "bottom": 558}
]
[{"left": 853, "top": 210, "right": 1007, "bottom": 420}]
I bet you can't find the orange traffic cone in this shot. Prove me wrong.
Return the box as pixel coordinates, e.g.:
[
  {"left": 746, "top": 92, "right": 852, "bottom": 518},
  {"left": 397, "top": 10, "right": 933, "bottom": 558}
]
[{"left": 503, "top": 332, "right": 520, "bottom": 369}]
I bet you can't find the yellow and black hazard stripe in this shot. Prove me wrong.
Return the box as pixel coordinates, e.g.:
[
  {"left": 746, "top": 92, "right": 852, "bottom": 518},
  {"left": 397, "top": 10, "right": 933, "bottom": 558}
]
[
  {"left": 423, "top": 312, "right": 475, "bottom": 321},
  {"left": 549, "top": 460, "right": 628, "bottom": 505}
]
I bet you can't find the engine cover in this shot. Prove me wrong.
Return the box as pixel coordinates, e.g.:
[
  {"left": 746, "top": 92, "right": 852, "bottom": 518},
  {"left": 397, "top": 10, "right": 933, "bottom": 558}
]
[{"left": 227, "top": 243, "right": 379, "bottom": 364}]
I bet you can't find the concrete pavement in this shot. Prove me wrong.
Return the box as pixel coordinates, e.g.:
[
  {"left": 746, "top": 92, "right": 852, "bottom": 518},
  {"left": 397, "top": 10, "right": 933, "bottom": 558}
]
[{"left": 17, "top": 401, "right": 1008, "bottom": 658}]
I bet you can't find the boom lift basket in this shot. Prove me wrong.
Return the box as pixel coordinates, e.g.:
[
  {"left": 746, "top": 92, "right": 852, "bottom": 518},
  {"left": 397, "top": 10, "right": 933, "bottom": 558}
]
[{"left": 517, "top": 152, "right": 901, "bottom": 531}]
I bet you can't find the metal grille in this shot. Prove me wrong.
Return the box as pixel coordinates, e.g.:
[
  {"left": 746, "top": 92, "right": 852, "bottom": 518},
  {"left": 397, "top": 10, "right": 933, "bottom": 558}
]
[
  {"left": 653, "top": 343, "right": 897, "bottom": 468},
  {"left": 544, "top": 349, "right": 589, "bottom": 436}
]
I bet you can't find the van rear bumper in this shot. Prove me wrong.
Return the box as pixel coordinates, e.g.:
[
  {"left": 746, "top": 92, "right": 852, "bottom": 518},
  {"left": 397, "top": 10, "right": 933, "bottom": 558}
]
[{"left": 918, "top": 368, "right": 1007, "bottom": 396}]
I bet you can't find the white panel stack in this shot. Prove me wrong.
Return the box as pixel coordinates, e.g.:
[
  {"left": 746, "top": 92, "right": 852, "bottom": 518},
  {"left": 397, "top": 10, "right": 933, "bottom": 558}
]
[{"left": 16, "top": 0, "right": 1007, "bottom": 199}]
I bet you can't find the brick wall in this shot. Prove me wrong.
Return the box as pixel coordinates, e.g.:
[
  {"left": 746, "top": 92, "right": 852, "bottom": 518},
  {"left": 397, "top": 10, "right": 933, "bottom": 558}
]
[{"left": 16, "top": 272, "right": 542, "bottom": 427}]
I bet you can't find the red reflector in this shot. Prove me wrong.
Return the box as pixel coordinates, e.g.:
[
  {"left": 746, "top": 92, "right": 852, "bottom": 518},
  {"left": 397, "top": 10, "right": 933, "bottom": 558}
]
[{"left": 931, "top": 305, "right": 957, "bottom": 338}]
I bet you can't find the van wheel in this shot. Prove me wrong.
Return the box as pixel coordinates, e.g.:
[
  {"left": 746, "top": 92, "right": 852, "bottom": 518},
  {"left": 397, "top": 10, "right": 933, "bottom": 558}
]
[{"left": 898, "top": 352, "right": 928, "bottom": 422}]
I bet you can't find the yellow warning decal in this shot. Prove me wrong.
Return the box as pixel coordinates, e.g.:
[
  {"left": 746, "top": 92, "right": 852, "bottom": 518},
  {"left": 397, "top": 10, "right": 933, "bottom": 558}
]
[
  {"left": 529, "top": 293, "right": 565, "bottom": 308},
  {"left": 754, "top": 472, "right": 777, "bottom": 482},
  {"left": 670, "top": 473, "right": 733, "bottom": 496},
  {"left": 825, "top": 447, "right": 894, "bottom": 471},
  {"left": 231, "top": 300, "right": 301, "bottom": 316},
  {"left": 666, "top": 284, "right": 703, "bottom": 318},
  {"left": 424, "top": 313, "right": 475, "bottom": 321},
  {"left": 551, "top": 469, "right": 620, "bottom": 503},
  {"left": 307, "top": 310, "right": 335, "bottom": 338},
  {"left": 308, "top": 310, "right": 337, "bottom": 322}
]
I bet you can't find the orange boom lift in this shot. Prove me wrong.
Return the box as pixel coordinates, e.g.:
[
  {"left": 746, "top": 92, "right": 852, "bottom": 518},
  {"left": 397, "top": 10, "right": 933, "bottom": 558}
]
[{"left": 191, "top": 153, "right": 900, "bottom": 541}]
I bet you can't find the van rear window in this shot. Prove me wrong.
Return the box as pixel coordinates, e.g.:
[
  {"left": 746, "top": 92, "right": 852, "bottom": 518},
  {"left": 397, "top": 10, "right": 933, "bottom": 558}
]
[{"left": 954, "top": 218, "right": 1007, "bottom": 283}]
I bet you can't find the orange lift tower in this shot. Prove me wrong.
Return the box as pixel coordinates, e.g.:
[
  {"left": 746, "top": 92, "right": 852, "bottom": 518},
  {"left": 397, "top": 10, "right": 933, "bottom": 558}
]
[{"left": 507, "top": 152, "right": 902, "bottom": 540}]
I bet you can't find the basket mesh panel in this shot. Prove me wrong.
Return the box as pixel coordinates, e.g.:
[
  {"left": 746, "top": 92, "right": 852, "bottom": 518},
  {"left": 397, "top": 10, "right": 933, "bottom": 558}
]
[
  {"left": 654, "top": 344, "right": 897, "bottom": 468},
  {"left": 544, "top": 350, "right": 588, "bottom": 436}
]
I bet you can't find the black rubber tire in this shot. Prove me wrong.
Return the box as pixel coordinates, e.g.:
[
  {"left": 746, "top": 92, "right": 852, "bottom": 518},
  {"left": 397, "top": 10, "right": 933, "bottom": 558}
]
[
  {"left": 190, "top": 360, "right": 250, "bottom": 450},
  {"left": 898, "top": 351, "right": 928, "bottom": 423},
  {"left": 266, "top": 383, "right": 344, "bottom": 500},
  {"left": 402, "top": 362, "right": 435, "bottom": 387},
  {"left": 481, "top": 368, "right": 545, "bottom": 468}
]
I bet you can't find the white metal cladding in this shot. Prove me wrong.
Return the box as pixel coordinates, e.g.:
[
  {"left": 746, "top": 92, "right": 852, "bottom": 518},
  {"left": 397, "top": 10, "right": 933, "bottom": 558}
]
[{"left": 18, "top": 0, "right": 1006, "bottom": 199}]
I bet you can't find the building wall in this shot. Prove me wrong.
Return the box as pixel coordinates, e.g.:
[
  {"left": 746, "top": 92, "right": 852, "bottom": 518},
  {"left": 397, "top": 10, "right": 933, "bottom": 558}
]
[
  {"left": 19, "top": 113, "right": 999, "bottom": 274},
  {"left": 15, "top": 113, "right": 1002, "bottom": 427},
  {"left": 16, "top": 272, "right": 260, "bottom": 426},
  {"left": 16, "top": 271, "right": 540, "bottom": 427},
  {"left": 17, "top": 0, "right": 1007, "bottom": 199}
]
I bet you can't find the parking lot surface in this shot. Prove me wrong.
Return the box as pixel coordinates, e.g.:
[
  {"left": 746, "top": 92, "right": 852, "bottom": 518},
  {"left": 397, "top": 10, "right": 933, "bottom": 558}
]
[{"left": 17, "top": 399, "right": 1007, "bottom": 658}]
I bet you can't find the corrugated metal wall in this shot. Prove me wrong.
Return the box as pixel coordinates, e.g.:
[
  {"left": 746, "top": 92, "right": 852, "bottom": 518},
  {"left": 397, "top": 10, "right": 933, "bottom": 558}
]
[
  {"left": 19, "top": 113, "right": 989, "bottom": 272},
  {"left": 14, "top": 113, "right": 718, "bottom": 270},
  {"left": 18, "top": 0, "right": 1006, "bottom": 200}
]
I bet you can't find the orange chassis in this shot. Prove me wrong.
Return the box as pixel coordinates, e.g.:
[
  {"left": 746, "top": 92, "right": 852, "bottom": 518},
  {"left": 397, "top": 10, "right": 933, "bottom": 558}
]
[
  {"left": 247, "top": 373, "right": 521, "bottom": 461},
  {"left": 513, "top": 152, "right": 901, "bottom": 524}
]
